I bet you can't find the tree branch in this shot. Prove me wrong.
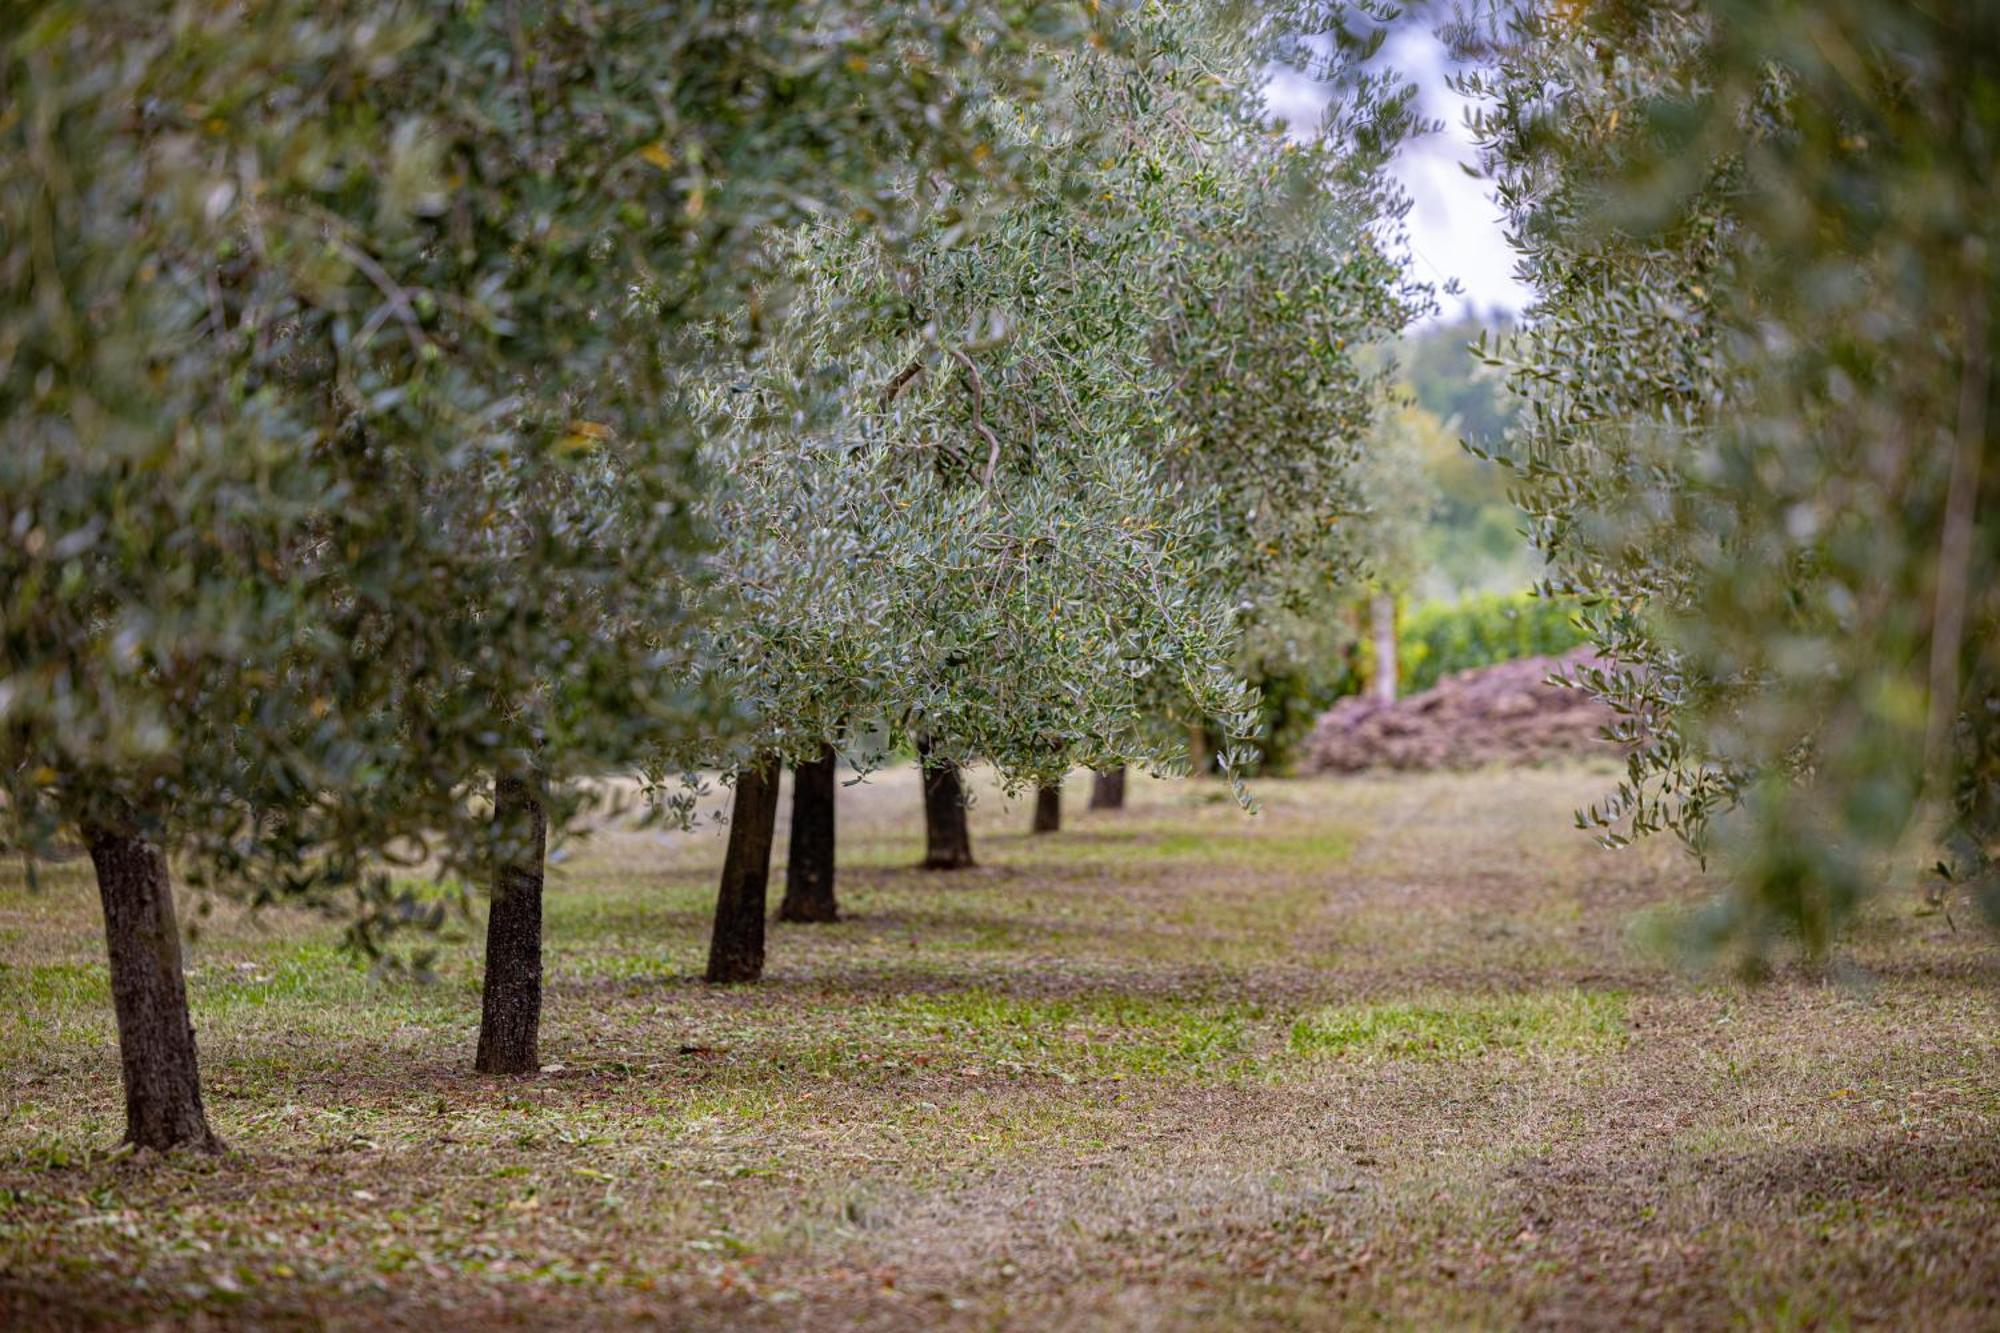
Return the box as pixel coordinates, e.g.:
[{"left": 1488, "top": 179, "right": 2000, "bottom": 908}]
[
  {"left": 878, "top": 358, "right": 927, "bottom": 409},
  {"left": 947, "top": 346, "right": 1002, "bottom": 488}
]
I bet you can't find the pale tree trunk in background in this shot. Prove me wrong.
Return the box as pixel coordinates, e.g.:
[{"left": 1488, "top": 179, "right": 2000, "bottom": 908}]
[
  {"left": 1089, "top": 767, "right": 1127, "bottom": 810},
  {"left": 82, "top": 822, "right": 220, "bottom": 1153},
  {"left": 1187, "top": 724, "right": 1210, "bottom": 778},
  {"left": 1031, "top": 782, "right": 1061, "bottom": 834},
  {"left": 1372, "top": 591, "right": 1399, "bottom": 705},
  {"left": 779, "top": 744, "right": 839, "bottom": 923},
  {"left": 476, "top": 769, "right": 548, "bottom": 1075},
  {"left": 706, "top": 756, "right": 782, "bottom": 983},
  {"left": 917, "top": 737, "right": 976, "bottom": 870}
]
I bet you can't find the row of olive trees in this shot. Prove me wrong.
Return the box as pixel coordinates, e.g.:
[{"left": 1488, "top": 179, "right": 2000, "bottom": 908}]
[
  {"left": 1, "top": 0, "right": 1419, "bottom": 1152},
  {"left": 0, "top": 0, "right": 1111, "bottom": 1151},
  {"left": 1464, "top": 0, "right": 2000, "bottom": 958},
  {"left": 673, "top": 0, "right": 1412, "bottom": 979}
]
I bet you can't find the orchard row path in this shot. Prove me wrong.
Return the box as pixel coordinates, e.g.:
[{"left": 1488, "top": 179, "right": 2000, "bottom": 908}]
[{"left": 3, "top": 763, "right": 1996, "bottom": 1328}]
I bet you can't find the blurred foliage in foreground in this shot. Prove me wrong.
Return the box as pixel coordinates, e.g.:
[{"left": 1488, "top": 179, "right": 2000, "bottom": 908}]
[{"left": 1467, "top": 0, "right": 2000, "bottom": 959}]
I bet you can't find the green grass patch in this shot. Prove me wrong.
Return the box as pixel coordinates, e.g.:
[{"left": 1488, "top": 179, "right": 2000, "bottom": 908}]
[
  {"left": 9, "top": 960, "right": 108, "bottom": 1007},
  {"left": 1288, "top": 989, "right": 1627, "bottom": 1060},
  {"left": 863, "top": 989, "right": 1258, "bottom": 1078}
]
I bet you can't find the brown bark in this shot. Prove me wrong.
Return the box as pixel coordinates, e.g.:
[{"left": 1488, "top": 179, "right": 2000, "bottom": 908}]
[
  {"left": 1088, "top": 767, "right": 1127, "bottom": 811},
  {"left": 917, "top": 737, "right": 975, "bottom": 870},
  {"left": 1924, "top": 294, "right": 1989, "bottom": 782},
  {"left": 476, "top": 770, "right": 548, "bottom": 1076},
  {"left": 82, "top": 822, "right": 220, "bottom": 1153},
  {"left": 1031, "top": 782, "right": 1062, "bottom": 834},
  {"left": 779, "top": 744, "right": 839, "bottom": 923},
  {"left": 706, "top": 756, "right": 782, "bottom": 983}
]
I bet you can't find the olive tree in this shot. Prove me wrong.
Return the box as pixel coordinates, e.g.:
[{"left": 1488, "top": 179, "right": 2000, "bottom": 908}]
[{"left": 1466, "top": 0, "right": 2000, "bottom": 958}]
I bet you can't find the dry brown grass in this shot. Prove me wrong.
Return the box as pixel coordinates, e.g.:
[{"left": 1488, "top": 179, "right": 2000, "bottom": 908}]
[{"left": 2, "top": 763, "right": 1996, "bottom": 1329}]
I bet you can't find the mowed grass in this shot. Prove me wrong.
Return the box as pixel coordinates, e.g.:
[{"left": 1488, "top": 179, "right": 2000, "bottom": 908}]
[
  {"left": 2, "top": 763, "right": 1998, "bottom": 1329},
  {"left": 1288, "top": 988, "right": 1627, "bottom": 1060}
]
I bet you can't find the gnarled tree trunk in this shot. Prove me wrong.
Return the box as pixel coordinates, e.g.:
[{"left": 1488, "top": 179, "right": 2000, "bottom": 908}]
[
  {"left": 1089, "top": 767, "right": 1127, "bottom": 811},
  {"left": 1031, "top": 782, "right": 1062, "bottom": 834},
  {"left": 707, "top": 755, "right": 782, "bottom": 983},
  {"left": 917, "top": 737, "right": 975, "bottom": 870},
  {"left": 83, "top": 822, "right": 219, "bottom": 1153},
  {"left": 779, "top": 743, "right": 838, "bottom": 923},
  {"left": 476, "top": 770, "right": 548, "bottom": 1076}
]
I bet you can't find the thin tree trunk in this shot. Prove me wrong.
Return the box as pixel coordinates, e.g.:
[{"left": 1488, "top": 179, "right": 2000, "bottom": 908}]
[
  {"left": 779, "top": 743, "right": 838, "bottom": 923},
  {"left": 917, "top": 737, "right": 975, "bottom": 870},
  {"left": 1924, "top": 294, "right": 1989, "bottom": 782},
  {"left": 1371, "top": 591, "right": 1399, "bottom": 705},
  {"left": 1031, "top": 782, "right": 1062, "bottom": 833},
  {"left": 707, "top": 756, "right": 782, "bottom": 983},
  {"left": 476, "top": 770, "right": 548, "bottom": 1076},
  {"left": 1188, "top": 723, "right": 1211, "bottom": 778},
  {"left": 82, "top": 822, "right": 219, "bottom": 1153},
  {"left": 1088, "top": 766, "right": 1127, "bottom": 811}
]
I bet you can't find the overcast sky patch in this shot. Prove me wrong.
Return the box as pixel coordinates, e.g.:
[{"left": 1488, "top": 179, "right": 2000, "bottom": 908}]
[{"left": 1265, "top": 22, "right": 1530, "bottom": 325}]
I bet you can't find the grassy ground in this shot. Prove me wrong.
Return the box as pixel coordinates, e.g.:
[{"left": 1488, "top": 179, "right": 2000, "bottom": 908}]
[{"left": 2, "top": 764, "right": 1997, "bottom": 1330}]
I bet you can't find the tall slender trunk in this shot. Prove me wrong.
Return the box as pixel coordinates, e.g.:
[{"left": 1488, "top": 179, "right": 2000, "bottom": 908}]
[
  {"left": 1924, "top": 294, "right": 1989, "bottom": 782},
  {"left": 1031, "top": 782, "right": 1062, "bottom": 834},
  {"left": 1188, "top": 724, "right": 1211, "bottom": 778},
  {"left": 917, "top": 737, "right": 975, "bottom": 870},
  {"left": 707, "top": 755, "right": 782, "bottom": 983},
  {"left": 1371, "top": 591, "right": 1399, "bottom": 705},
  {"left": 82, "top": 822, "right": 219, "bottom": 1153},
  {"left": 779, "top": 743, "right": 838, "bottom": 923},
  {"left": 1088, "top": 766, "right": 1127, "bottom": 811},
  {"left": 476, "top": 770, "right": 548, "bottom": 1076}
]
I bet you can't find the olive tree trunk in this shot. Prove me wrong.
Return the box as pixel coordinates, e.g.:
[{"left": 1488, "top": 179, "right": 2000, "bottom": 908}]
[
  {"left": 779, "top": 743, "right": 839, "bottom": 923},
  {"left": 917, "top": 737, "right": 975, "bottom": 870},
  {"left": 1089, "top": 767, "right": 1127, "bottom": 811},
  {"left": 476, "top": 770, "right": 548, "bottom": 1076},
  {"left": 82, "top": 822, "right": 220, "bottom": 1153},
  {"left": 1031, "top": 782, "right": 1062, "bottom": 834},
  {"left": 707, "top": 756, "right": 782, "bottom": 983}
]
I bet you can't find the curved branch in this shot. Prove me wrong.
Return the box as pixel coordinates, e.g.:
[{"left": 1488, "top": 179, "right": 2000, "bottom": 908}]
[{"left": 947, "top": 346, "right": 1002, "bottom": 488}]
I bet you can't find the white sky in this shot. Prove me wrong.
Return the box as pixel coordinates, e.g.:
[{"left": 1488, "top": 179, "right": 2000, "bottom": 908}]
[{"left": 1264, "top": 23, "right": 1530, "bottom": 324}]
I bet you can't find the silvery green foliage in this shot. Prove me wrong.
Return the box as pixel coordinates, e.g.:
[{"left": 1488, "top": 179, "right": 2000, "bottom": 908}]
[
  {"left": 1152, "top": 130, "right": 1415, "bottom": 674},
  {"left": 673, "top": 1, "right": 1420, "bottom": 798},
  {"left": 1108, "top": 3, "right": 1418, "bottom": 700},
  {"left": 691, "top": 396, "right": 1250, "bottom": 792},
  {"left": 0, "top": 0, "right": 1093, "bottom": 908},
  {"left": 1467, "top": 1, "right": 2000, "bottom": 956},
  {"left": 1464, "top": 3, "right": 1746, "bottom": 861}
]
